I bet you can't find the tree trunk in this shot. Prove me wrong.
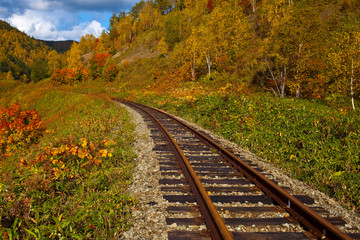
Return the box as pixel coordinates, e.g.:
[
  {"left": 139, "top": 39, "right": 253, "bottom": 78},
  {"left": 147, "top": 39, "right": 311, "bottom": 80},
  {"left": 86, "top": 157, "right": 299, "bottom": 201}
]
[
  {"left": 266, "top": 60, "right": 281, "bottom": 96},
  {"left": 280, "top": 65, "right": 286, "bottom": 98},
  {"left": 192, "top": 52, "right": 196, "bottom": 80},
  {"left": 351, "top": 58, "right": 356, "bottom": 111},
  {"left": 206, "top": 52, "right": 212, "bottom": 76},
  {"left": 295, "top": 43, "right": 303, "bottom": 98}
]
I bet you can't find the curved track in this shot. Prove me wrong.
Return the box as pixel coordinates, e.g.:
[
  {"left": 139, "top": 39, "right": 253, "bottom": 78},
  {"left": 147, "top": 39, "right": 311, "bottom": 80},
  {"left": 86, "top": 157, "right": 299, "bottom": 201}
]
[{"left": 117, "top": 99, "right": 357, "bottom": 240}]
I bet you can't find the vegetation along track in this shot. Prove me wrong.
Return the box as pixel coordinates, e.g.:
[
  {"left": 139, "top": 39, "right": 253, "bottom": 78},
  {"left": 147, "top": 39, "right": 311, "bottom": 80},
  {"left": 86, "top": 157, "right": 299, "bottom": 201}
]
[{"left": 116, "top": 99, "right": 359, "bottom": 240}]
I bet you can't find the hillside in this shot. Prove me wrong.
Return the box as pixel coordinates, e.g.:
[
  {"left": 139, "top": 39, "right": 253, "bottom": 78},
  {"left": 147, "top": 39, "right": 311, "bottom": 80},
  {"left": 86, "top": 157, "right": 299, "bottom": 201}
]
[
  {"left": 0, "top": 0, "right": 360, "bottom": 238},
  {"left": 40, "top": 40, "right": 77, "bottom": 53},
  {"left": 0, "top": 20, "right": 62, "bottom": 82},
  {"left": 63, "top": 0, "right": 360, "bottom": 213}
]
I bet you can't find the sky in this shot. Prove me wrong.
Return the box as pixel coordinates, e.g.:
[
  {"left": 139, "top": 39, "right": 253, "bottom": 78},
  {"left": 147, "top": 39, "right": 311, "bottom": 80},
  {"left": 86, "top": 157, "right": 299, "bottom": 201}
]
[{"left": 0, "top": 0, "right": 140, "bottom": 41}]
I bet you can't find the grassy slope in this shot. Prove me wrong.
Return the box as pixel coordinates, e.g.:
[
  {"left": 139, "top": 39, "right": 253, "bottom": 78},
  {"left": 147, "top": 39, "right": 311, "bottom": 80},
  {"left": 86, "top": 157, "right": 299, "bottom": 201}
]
[
  {"left": 0, "top": 79, "right": 136, "bottom": 238},
  {"left": 99, "top": 33, "right": 360, "bottom": 214},
  {"left": 140, "top": 92, "right": 359, "bottom": 212},
  {"left": 0, "top": 22, "right": 359, "bottom": 237}
]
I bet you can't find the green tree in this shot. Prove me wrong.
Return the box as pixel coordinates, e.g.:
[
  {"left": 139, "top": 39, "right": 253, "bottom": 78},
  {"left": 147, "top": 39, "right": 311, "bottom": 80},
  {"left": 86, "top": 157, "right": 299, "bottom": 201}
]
[
  {"left": 130, "top": 1, "right": 145, "bottom": 20},
  {"left": 155, "top": 0, "right": 175, "bottom": 14},
  {"left": 30, "top": 59, "right": 48, "bottom": 82},
  {"left": 164, "top": 11, "right": 187, "bottom": 47}
]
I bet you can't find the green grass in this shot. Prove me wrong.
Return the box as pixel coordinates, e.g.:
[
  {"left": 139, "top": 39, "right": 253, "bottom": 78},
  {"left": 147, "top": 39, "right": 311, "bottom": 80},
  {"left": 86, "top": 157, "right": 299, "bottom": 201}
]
[
  {"left": 138, "top": 91, "right": 360, "bottom": 213},
  {"left": 0, "top": 80, "right": 137, "bottom": 239}
]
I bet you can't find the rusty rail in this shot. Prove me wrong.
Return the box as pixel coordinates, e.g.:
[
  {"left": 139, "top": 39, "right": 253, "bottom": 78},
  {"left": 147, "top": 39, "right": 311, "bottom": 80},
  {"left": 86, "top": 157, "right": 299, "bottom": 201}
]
[
  {"left": 120, "top": 99, "right": 233, "bottom": 240},
  {"left": 117, "top": 99, "right": 353, "bottom": 240}
]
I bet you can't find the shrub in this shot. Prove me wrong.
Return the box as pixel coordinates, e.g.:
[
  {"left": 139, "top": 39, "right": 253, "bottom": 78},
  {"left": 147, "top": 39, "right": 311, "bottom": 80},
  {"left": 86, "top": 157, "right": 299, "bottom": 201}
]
[
  {"left": 89, "top": 53, "right": 111, "bottom": 79},
  {"left": 102, "top": 57, "right": 118, "bottom": 82},
  {"left": 0, "top": 103, "right": 44, "bottom": 158},
  {"left": 50, "top": 68, "right": 88, "bottom": 85}
]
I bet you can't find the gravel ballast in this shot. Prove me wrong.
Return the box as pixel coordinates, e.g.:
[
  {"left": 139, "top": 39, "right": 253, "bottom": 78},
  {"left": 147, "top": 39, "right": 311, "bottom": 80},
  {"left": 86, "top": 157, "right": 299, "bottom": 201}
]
[{"left": 120, "top": 104, "right": 360, "bottom": 239}]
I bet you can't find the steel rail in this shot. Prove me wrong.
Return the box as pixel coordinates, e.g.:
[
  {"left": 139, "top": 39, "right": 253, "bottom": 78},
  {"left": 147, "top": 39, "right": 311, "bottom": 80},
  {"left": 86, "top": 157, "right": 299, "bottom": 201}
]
[
  {"left": 120, "top": 99, "right": 353, "bottom": 240},
  {"left": 120, "top": 99, "right": 233, "bottom": 240}
]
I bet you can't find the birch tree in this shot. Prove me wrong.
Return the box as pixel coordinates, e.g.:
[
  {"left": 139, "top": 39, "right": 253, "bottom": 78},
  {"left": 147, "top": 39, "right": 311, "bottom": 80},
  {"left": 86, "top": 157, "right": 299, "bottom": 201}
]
[
  {"left": 258, "top": 0, "right": 294, "bottom": 98},
  {"left": 328, "top": 31, "right": 360, "bottom": 110}
]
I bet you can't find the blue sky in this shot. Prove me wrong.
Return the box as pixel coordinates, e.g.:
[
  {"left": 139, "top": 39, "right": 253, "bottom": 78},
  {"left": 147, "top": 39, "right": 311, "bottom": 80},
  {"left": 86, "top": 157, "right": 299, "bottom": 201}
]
[{"left": 0, "top": 0, "right": 141, "bottom": 41}]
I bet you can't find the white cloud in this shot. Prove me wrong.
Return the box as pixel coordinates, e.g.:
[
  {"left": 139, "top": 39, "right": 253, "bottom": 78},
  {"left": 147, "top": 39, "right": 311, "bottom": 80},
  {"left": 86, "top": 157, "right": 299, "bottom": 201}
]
[
  {"left": 19, "top": 0, "right": 139, "bottom": 12},
  {"left": 27, "top": 0, "right": 51, "bottom": 10},
  {"left": 56, "top": 21, "right": 104, "bottom": 41},
  {"left": 0, "top": 0, "right": 142, "bottom": 41},
  {"left": 8, "top": 9, "right": 104, "bottom": 41}
]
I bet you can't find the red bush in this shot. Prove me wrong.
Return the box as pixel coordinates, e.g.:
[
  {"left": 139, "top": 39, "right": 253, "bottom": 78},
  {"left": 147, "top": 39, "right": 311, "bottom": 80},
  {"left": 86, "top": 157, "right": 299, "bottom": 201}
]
[
  {"left": 207, "top": 0, "right": 214, "bottom": 12},
  {"left": 90, "top": 52, "right": 111, "bottom": 79},
  {"left": 0, "top": 103, "right": 44, "bottom": 157},
  {"left": 50, "top": 68, "right": 88, "bottom": 85}
]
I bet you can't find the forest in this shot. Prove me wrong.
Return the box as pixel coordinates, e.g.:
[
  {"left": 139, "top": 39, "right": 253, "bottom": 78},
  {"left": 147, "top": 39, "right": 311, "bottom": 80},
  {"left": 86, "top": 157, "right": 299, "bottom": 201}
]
[
  {"left": 65, "top": 0, "right": 360, "bottom": 107},
  {"left": 0, "top": 0, "right": 359, "bottom": 238},
  {"left": 3, "top": 0, "right": 360, "bottom": 106}
]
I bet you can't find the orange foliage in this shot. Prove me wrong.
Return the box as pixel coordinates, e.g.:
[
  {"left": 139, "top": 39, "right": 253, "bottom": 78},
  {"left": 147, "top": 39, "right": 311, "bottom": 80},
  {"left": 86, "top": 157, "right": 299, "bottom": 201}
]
[
  {"left": 215, "top": 54, "right": 232, "bottom": 72},
  {"left": 102, "top": 62, "right": 118, "bottom": 82},
  {"left": 0, "top": 104, "right": 44, "bottom": 157},
  {"left": 50, "top": 67, "right": 89, "bottom": 85},
  {"left": 93, "top": 53, "right": 111, "bottom": 67},
  {"left": 149, "top": 62, "right": 194, "bottom": 94},
  {"left": 170, "top": 62, "right": 193, "bottom": 82},
  {"left": 301, "top": 75, "right": 328, "bottom": 99},
  {"left": 122, "top": 60, "right": 130, "bottom": 68},
  {"left": 20, "top": 136, "right": 115, "bottom": 180},
  {"left": 90, "top": 52, "right": 111, "bottom": 79}
]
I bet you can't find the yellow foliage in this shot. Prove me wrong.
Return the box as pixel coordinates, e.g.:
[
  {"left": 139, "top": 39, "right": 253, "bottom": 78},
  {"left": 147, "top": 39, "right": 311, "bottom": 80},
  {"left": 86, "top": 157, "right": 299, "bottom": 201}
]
[{"left": 81, "top": 138, "right": 88, "bottom": 148}]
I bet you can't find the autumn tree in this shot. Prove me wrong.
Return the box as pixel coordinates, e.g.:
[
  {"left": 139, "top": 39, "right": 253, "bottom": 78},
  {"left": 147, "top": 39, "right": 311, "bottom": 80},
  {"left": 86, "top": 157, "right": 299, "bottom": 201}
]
[
  {"left": 47, "top": 50, "right": 62, "bottom": 76},
  {"left": 164, "top": 11, "right": 188, "bottom": 47},
  {"left": 177, "top": 1, "right": 253, "bottom": 79},
  {"left": 207, "top": 1, "right": 252, "bottom": 74},
  {"left": 285, "top": 2, "right": 331, "bottom": 99},
  {"left": 138, "top": 1, "right": 162, "bottom": 31},
  {"left": 130, "top": 1, "right": 145, "bottom": 20},
  {"left": 155, "top": 0, "right": 175, "bottom": 14},
  {"left": 67, "top": 42, "right": 83, "bottom": 69},
  {"left": 50, "top": 68, "right": 88, "bottom": 85},
  {"left": 94, "top": 32, "right": 113, "bottom": 54},
  {"left": 108, "top": 12, "right": 123, "bottom": 42},
  {"left": 89, "top": 52, "right": 111, "bottom": 79},
  {"left": 113, "top": 14, "right": 137, "bottom": 48},
  {"left": 78, "top": 34, "right": 96, "bottom": 54},
  {"left": 328, "top": 29, "right": 360, "bottom": 110},
  {"left": 256, "top": 0, "right": 295, "bottom": 98},
  {"left": 158, "top": 37, "right": 169, "bottom": 57},
  {"left": 184, "top": 29, "right": 201, "bottom": 79},
  {"left": 192, "top": 25, "right": 215, "bottom": 76},
  {"left": 102, "top": 57, "right": 118, "bottom": 82},
  {"left": 0, "top": 20, "right": 54, "bottom": 81},
  {"left": 6, "top": 71, "right": 14, "bottom": 81}
]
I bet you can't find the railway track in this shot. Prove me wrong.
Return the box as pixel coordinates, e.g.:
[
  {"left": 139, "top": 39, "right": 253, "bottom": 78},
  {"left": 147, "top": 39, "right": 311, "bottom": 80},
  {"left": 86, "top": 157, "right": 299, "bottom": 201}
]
[{"left": 117, "top": 99, "right": 359, "bottom": 240}]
